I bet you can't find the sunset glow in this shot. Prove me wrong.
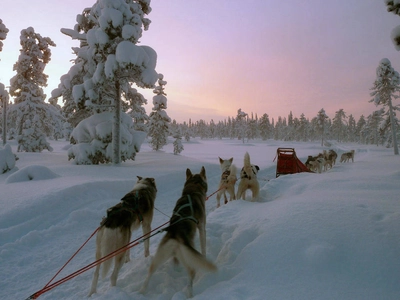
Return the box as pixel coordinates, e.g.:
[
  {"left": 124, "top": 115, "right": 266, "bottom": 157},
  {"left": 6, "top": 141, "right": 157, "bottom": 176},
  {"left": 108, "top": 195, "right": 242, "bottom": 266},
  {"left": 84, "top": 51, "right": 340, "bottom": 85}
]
[{"left": 1, "top": 0, "right": 400, "bottom": 123}]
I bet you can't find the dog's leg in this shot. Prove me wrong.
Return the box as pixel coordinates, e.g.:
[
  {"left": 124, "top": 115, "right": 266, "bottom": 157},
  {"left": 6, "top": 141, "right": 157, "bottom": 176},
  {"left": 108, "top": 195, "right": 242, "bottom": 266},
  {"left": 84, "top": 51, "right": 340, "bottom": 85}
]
[
  {"left": 89, "top": 229, "right": 103, "bottom": 297},
  {"left": 186, "top": 267, "right": 195, "bottom": 298},
  {"left": 236, "top": 182, "right": 245, "bottom": 200},
  {"left": 228, "top": 186, "right": 236, "bottom": 201},
  {"left": 142, "top": 220, "right": 152, "bottom": 257},
  {"left": 89, "top": 227, "right": 104, "bottom": 297},
  {"left": 223, "top": 192, "right": 228, "bottom": 205},
  {"left": 110, "top": 252, "right": 125, "bottom": 286},
  {"left": 89, "top": 265, "right": 100, "bottom": 297},
  {"left": 252, "top": 182, "right": 260, "bottom": 202},
  {"left": 216, "top": 192, "right": 221, "bottom": 208},
  {"left": 140, "top": 239, "right": 176, "bottom": 294},
  {"left": 198, "top": 222, "right": 206, "bottom": 256}
]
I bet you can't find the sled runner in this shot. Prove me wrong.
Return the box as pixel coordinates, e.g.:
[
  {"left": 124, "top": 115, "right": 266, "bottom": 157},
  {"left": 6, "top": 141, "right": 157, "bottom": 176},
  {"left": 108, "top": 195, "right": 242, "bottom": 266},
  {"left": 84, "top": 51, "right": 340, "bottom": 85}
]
[{"left": 274, "top": 148, "right": 312, "bottom": 178}]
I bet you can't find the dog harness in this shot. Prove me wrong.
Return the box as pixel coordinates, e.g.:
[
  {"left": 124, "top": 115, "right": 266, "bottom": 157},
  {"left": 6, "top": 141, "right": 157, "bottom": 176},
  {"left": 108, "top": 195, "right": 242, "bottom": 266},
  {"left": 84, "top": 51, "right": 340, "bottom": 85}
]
[
  {"left": 241, "top": 167, "right": 256, "bottom": 179},
  {"left": 221, "top": 170, "right": 230, "bottom": 182},
  {"left": 123, "top": 190, "right": 144, "bottom": 222},
  {"left": 172, "top": 194, "right": 199, "bottom": 224},
  {"left": 102, "top": 190, "right": 143, "bottom": 227}
]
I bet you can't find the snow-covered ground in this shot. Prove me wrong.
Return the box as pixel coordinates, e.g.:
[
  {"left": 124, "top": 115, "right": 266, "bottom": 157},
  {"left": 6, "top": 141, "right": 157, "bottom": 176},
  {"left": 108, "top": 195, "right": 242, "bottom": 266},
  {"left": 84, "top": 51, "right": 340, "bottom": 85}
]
[{"left": 1, "top": 138, "right": 399, "bottom": 300}]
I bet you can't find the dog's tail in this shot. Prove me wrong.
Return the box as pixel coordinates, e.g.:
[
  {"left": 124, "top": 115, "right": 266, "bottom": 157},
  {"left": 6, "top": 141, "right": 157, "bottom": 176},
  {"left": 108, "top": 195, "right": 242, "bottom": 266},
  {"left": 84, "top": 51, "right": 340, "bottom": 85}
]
[
  {"left": 243, "top": 152, "right": 253, "bottom": 179},
  {"left": 178, "top": 242, "right": 217, "bottom": 273},
  {"left": 244, "top": 152, "right": 251, "bottom": 167}
]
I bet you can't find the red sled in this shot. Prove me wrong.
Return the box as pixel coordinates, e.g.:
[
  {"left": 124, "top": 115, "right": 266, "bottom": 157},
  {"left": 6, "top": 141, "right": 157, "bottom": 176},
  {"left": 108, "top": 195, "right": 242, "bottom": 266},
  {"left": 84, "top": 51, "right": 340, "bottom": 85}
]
[{"left": 274, "top": 148, "right": 313, "bottom": 178}]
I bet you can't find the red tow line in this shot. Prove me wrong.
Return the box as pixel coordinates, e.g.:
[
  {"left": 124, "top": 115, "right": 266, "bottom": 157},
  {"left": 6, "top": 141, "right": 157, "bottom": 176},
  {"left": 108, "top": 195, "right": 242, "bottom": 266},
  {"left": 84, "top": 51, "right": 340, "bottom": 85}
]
[
  {"left": 26, "top": 188, "right": 220, "bottom": 299},
  {"left": 26, "top": 221, "right": 170, "bottom": 300}
]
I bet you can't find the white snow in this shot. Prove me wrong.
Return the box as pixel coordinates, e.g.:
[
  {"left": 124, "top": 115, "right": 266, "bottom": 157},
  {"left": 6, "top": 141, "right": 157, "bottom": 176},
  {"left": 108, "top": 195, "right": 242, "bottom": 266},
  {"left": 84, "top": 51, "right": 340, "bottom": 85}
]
[{"left": 0, "top": 139, "right": 399, "bottom": 300}]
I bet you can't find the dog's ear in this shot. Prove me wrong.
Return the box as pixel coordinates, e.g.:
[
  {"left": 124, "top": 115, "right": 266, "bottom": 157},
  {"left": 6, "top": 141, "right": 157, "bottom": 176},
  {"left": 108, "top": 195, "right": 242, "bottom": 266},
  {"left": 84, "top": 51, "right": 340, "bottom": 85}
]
[
  {"left": 137, "top": 176, "right": 142, "bottom": 181},
  {"left": 186, "top": 168, "right": 193, "bottom": 180},
  {"left": 219, "top": 157, "right": 223, "bottom": 164},
  {"left": 200, "top": 166, "right": 206, "bottom": 179},
  {"left": 150, "top": 178, "right": 156, "bottom": 185},
  {"left": 255, "top": 165, "right": 260, "bottom": 171},
  {"left": 229, "top": 157, "right": 233, "bottom": 163}
]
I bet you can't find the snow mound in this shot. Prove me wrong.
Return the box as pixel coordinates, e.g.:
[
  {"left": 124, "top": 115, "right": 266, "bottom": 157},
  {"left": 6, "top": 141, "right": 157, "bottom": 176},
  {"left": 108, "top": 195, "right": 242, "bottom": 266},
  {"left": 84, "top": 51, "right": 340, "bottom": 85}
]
[{"left": 6, "top": 165, "right": 60, "bottom": 183}]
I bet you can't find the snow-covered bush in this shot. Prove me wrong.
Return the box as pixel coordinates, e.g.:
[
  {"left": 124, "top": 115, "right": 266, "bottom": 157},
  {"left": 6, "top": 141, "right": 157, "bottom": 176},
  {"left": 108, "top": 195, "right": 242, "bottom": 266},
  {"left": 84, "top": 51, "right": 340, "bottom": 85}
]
[
  {"left": 5, "top": 165, "right": 59, "bottom": 183},
  {"left": 68, "top": 112, "right": 146, "bottom": 164},
  {"left": 173, "top": 135, "right": 184, "bottom": 155},
  {"left": 0, "top": 144, "right": 16, "bottom": 173}
]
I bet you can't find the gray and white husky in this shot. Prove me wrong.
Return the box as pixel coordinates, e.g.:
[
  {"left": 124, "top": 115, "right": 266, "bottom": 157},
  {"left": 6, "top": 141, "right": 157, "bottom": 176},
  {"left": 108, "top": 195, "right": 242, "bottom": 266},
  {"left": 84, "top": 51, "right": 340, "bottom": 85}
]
[
  {"left": 140, "top": 167, "right": 217, "bottom": 298},
  {"left": 216, "top": 157, "right": 237, "bottom": 208},
  {"left": 89, "top": 176, "right": 157, "bottom": 297}
]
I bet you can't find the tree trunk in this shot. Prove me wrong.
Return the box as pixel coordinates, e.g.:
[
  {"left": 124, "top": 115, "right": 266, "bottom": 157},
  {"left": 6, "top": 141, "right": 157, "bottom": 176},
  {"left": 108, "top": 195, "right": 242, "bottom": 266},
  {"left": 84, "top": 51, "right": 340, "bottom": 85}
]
[
  {"left": 388, "top": 98, "right": 399, "bottom": 155},
  {"left": 2, "top": 97, "right": 6, "bottom": 146},
  {"left": 113, "top": 80, "right": 121, "bottom": 165}
]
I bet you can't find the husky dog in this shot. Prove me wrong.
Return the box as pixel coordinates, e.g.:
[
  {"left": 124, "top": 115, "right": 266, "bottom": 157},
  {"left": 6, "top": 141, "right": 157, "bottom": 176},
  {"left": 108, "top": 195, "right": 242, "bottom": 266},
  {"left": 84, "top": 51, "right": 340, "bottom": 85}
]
[
  {"left": 89, "top": 177, "right": 157, "bottom": 297},
  {"left": 309, "top": 157, "right": 326, "bottom": 173},
  {"left": 324, "top": 158, "right": 333, "bottom": 171},
  {"left": 340, "top": 150, "right": 355, "bottom": 163},
  {"left": 236, "top": 152, "right": 260, "bottom": 201},
  {"left": 328, "top": 149, "right": 338, "bottom": 165},
  {"left": 140, "top": 167, "right": 217, "bottom": 298},
  {"left": 216, "top": 157, "right": 237, "bottom": 208}
]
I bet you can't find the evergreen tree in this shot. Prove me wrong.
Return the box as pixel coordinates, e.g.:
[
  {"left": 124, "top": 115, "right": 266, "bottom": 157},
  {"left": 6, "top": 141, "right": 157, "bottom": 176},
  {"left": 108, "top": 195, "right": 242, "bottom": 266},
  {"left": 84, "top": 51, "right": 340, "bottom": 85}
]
[
  {"left": 0, "top": 19, "right": 8, "bottom": 53},
  {"left": 316, "top": 108, "right": 329, "bottom": 146},
  {"left": 331, "top": 109, "right": 347, "bottom": 142},
  {"left": 1, "top": 83, "right": 9, "bottom": 146},
  {"left": 57, "top": 0, "right": 158, "bottom": 163},
  {"left": 259, "top": 113, "right": 271, "bottom": 140},
  {"left": 8, "top": 27, "right": 61, "bottom": 152},
  {"left": 173, "top": 132, "right": 184, "bottom": 155},
  {"left": 364, "top": 109, "right": 384, "bottom": 146},
  {"left": 356, "top": 115, "right": 367, "bottom": 143},
  {"left": 297, "top": 113, "right": 309, "bottom": 142},
  {"left": 0, "top": 19, "right": 9, "bottom": 145},
  {"left": 236, "top": 108, "right": 248, "bottom": 143},
  {"left": 370, "top": 58, "right": 399, "bottom": 154},
  {"left": 148, "top": 74, "right": 170, "bottom": 150},
  {"left": 384, "top": 1, "right": 400, "bottom": 50},
  {"left": 347, "top": 114, "right": 357, "bottom": 142}
]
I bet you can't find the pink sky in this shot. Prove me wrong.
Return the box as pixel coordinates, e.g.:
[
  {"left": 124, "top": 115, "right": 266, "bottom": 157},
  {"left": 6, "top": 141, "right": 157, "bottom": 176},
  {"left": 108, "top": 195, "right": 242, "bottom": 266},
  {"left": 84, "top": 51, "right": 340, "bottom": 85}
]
[{"left": 1, "top": 0, "right": 400, "bottom": 123}]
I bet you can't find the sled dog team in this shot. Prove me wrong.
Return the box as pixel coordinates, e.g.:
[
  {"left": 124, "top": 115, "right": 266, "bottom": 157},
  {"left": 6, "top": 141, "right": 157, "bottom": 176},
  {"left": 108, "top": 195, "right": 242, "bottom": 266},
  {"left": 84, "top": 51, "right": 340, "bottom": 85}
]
[
  {"left": 305, "top": 149, "right": 355, "bottom": 173},
  {"left": 89, "top": 152, "right": 260, "bottom": 298}
]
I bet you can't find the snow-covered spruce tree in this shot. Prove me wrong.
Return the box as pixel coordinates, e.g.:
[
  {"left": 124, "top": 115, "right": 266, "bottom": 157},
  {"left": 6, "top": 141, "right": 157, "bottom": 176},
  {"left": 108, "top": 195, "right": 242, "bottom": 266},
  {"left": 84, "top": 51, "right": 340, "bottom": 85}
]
[
  {"left": 364, "top": 109, "right": 384, "bottom": 146},
  {"left": 236, "top": 108, "right": 248, "bottom": 143},
  {"left": 384, "top": 1, "right": 400, "bottom": 50},
  {"left": 356, "top": 115, "right": 367, "bottom": 143},
  {"left": 173, "top": 131, "right": 184, "bottom": 155},
  {"left": 0, "top": 19, "right": 8, "bottom": 53},
  {"left": 0, "top": 83, "right": 9, "bottom": 146},
  {"left": 8, "top": 27, "right": 62, "bottom": 152},
  {"left": 331, "top": 109, "right": 347, "bottom": 143},
  {"left": 0, "top": 19, "right": 9, "bottom": 146},
  {"left": 296, "top": 113, "right": 309, "bottom": 142},
  {"left": 60, "top": 0, "right": 158, "bottom": 164},
  {"left": 347, "top": 114, "right": 357, "bottom": 142},
  {"left": 148, "top": 74, "right": 171, "bottom": 150},
  {"left": 370, "top": 58, "right": 399, "bottom": 154},
  {"left": 259, "top": 113, "right": 271, "bottom": 140},
  {"left": 316, "top": 108, "right": 328, "bottom": 146}
]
